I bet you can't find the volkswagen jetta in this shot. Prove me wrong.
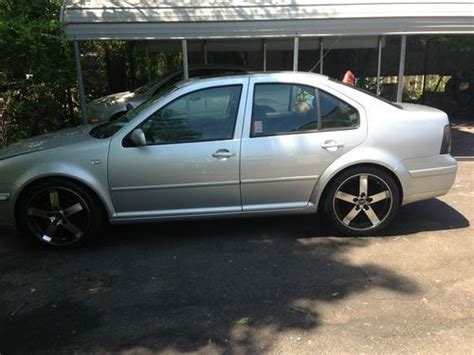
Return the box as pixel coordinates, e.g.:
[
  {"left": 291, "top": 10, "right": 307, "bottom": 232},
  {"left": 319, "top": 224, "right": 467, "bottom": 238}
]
[{"left": 0, "top": 72, "right": 457, "bottom": 247}]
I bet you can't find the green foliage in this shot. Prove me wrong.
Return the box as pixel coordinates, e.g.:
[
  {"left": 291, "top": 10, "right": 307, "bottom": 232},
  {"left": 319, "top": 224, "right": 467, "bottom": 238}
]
[
  {"left": 80, "top": 41, "right": 128, "bottom": 100},
  {"left": 0, "top": 0, "right": 77, "bottom": 147}
]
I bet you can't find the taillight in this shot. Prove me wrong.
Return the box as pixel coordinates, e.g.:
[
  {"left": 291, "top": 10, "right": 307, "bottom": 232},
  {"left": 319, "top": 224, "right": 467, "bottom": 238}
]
[{"left": 440, "top": 124, "right": 452, "bottom": 154}]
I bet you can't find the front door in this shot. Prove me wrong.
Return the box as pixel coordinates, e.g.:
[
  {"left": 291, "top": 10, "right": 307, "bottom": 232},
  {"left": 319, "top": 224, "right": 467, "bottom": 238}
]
[
  {"left": 108, "top": 81, "right": 247, "bottom": 219},
  {"left": 240, "top": 79, "right": 367, "bottom": 211}
]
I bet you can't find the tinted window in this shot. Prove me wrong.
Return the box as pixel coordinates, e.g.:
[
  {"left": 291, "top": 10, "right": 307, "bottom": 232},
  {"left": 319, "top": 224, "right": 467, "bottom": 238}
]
[
  {"left": 252, "top": 84, "right": 318, "bottom": 136},
  {"left": 319, "top": 91, "right": 359, "bottom": 130},
  {"left": 139, "top": 85, "right": 242, "bottom": 145}
]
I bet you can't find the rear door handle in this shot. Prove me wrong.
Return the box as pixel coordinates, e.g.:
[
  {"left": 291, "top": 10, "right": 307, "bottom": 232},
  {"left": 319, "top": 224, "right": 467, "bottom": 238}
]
[
  {"left": 212, "top": 149, "right": 235, "bottom": 159},
  {"left": 321, "top": 140, "right": 344, "bottom": 150}
]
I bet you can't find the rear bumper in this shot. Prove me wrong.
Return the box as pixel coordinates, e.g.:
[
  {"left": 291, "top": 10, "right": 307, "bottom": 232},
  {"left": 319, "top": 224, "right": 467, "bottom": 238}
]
[{"left": 396, "top": 155, "right": 458, "bottom": 205}]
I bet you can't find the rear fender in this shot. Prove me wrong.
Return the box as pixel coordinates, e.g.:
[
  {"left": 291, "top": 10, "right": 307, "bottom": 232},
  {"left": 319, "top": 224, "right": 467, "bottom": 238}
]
[{"left": 310, "top": 147, "right": 404, "bottom": 210}]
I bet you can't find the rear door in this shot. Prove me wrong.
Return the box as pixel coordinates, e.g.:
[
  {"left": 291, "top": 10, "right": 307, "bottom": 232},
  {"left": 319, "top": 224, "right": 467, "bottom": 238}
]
[{"left": 240, "top": 77, "right": 367, "bottom": 211}]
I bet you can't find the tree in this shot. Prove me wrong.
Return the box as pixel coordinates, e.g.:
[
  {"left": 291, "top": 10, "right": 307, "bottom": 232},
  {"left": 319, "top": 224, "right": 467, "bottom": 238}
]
[{"left": 0, "top": 0, "right": 76, "bottom": 146}]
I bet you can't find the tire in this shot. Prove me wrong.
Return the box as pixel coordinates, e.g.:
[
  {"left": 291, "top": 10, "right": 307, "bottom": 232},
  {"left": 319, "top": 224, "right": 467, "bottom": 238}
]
[
  {"left": 16, "top": 179, "right": 103, "bottom": 248},
  {"left": 324, "top": 166, "right": 400, "bottom": 236}
]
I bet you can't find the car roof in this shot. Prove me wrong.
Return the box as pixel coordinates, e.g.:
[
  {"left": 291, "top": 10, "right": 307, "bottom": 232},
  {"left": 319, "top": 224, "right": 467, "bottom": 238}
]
[
  {"left": 163, "top": 65, "right": 247, "bottom": 78},
  {"left": 175, "top": 71, "right": 329, "bottom": 88}
]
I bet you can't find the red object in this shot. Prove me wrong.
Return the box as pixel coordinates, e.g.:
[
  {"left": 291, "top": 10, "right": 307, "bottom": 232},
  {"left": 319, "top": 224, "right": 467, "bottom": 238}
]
[{"left": 342, "top": 70, "right": 355, "bottom": 85}]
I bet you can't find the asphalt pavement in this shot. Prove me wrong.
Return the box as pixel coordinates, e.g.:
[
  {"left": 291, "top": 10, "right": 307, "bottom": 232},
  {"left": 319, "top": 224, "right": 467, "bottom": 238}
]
[{"left": 0, "top": 161, "right": 473, "bottom": 354}]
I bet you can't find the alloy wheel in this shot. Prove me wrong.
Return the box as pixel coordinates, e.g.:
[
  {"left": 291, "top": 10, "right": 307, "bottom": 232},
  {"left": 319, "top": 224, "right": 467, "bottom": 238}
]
[
  {"left": 332, "top": 173, "right": 393, "bottom": 231},
  {"left": 25, "top": 187, "right": 91, "bottom": 246}
]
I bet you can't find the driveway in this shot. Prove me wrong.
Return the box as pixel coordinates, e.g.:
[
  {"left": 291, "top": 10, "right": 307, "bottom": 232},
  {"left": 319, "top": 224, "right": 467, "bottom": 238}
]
[{"left": 0, "top": 160, "right": 472, "bottom": 354}]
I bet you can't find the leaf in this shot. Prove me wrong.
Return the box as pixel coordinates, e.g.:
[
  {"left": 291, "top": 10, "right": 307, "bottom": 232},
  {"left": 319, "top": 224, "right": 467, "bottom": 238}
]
[{"left": 236, "top": 317, "right": 249, "bottom": 326}]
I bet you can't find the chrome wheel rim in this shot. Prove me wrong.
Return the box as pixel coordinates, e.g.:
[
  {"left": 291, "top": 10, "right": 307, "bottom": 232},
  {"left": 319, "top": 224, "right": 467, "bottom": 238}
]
[
  {"left": 333, "top": 173, "right": 393, "bottom": 231},
  {"left": 26, "top": 187, "right": 90, "bottom": 246}
]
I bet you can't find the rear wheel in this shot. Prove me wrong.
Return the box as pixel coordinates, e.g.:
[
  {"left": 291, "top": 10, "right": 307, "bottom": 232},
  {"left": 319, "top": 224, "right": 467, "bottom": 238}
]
[
  {"left": 17, "top": 179, "right": 103, "bottom": 247},
  {"left": 324, "top": 167, "right": 400, "bottom": 236}
]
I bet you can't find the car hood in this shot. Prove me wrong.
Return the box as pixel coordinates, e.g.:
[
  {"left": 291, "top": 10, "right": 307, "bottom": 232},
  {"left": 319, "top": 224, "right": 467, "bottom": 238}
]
[{"left": 0, "top": 125, "right": 95, "bottom": 161}]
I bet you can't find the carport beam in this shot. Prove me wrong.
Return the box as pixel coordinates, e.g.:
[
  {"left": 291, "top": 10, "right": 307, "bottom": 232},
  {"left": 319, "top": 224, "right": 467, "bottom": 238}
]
[
  {"left": 74, "top": 41, "right": 87, "bottom": 125},
  {"left": 182, "top": 40, "right": 189, "bottom": 79},
  {"left": 376, "top": 36, "right": 383, "bottom": 96},
  {"left": 293, "top": 37, "right": 299, "bottom": 71},
  {"left": 397, "top": 35, "right": 407, "bottom": 102}
]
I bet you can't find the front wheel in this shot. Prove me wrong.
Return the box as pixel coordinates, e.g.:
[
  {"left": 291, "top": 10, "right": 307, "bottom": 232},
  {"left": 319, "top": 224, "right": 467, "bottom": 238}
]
[
  {"left": 324, "top": 167, "right": 400, "bottom": 236},
  {"left": 17, "top": 179, "right": 103, "bottom": 247}
]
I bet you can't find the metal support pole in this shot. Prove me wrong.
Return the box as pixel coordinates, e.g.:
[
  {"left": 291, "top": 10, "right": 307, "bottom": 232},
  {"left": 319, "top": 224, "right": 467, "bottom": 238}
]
[
  {"left": 74, "top": 41, "right": 87, "bottom": 125},
  {"left": 319, "top": 38, "right": 324, "bottom": 74},
  {"left": 396, "top": 35, "right": 407, "bottom": 102},
  {"left": 145, "top": 44, "right": 152, "bottom": 82},
  {"left": 293, "top": 37, "right": 299, "bottom": 72},
  {"left": 421, "top": 39, "right": 430, "bottom": 104},
  {"left": 262, "top": 39, "right": 267, "bottom": 72},
  {"left": 182, "top": 40, "right": 189, "bottom": 79},
  {"left": 376, "top": 36, "right": 383, "bottom": 96},
  {"left": 203, "top": 40, "right": 208, "bottom": 65}
]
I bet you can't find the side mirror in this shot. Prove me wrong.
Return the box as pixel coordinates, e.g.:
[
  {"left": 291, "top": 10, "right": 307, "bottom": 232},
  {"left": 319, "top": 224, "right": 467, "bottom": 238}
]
[
  {"left": 126, "top": 103, "right": 134, "bottom": 111},
  {"left": 130, "top": 128, "right": 146, "bottom": 147}
]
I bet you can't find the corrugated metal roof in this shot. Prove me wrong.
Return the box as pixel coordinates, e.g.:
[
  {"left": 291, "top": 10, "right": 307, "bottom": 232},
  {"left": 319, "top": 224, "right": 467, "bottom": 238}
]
[{"left": 61, "top": 0, "right": 474, "bottom": 40}]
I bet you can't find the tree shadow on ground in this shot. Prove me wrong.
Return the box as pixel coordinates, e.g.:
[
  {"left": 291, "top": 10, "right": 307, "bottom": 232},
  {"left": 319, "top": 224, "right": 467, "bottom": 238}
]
[{"left": 0, "top": 198, "right": 468, "bottom": 354}]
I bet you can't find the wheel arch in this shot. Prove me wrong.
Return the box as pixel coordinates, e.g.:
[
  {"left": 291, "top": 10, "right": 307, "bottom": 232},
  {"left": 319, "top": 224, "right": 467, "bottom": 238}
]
[
  {"left": 313, "top": 162, "right": 404, "bottom": 213},
  {"left": 14, "top": 175, "right": 112, "bottom": 228}
]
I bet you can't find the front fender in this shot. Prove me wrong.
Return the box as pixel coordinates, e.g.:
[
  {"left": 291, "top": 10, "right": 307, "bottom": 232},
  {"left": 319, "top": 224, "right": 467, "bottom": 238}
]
[
  {"left": 13, "top": 167, "right": 116, "bottom": 220},
  {"left": 6, "top": 145, "right": 116, "bottom": 221}
]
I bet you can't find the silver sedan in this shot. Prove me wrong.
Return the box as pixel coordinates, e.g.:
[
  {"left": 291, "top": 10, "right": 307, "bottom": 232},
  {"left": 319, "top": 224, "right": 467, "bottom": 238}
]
[{"left": 0, "top": 72, "right": 457, "bottom": 247}]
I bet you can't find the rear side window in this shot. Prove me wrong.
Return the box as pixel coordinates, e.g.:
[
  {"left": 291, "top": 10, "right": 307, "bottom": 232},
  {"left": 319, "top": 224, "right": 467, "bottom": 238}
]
[
  {"left": 319, "top": 91, "right": 359, "bottom": 130},
  {"left": 251, "top": 83, "right": 359, "bottom": 137},
  {"left": 252, "top": 84, "right": 318, "bottom": 136}
]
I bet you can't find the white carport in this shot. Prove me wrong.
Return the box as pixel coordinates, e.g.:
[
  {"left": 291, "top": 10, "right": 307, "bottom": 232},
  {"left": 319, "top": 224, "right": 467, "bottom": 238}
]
[{"left": 60, "top": 0, "right": 474, "bottom": 122}]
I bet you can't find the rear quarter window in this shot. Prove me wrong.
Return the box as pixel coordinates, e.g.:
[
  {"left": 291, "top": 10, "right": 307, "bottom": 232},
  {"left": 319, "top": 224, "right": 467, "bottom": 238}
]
[{"left": 319, "top": 91, "right": 359, "bottom": 130}]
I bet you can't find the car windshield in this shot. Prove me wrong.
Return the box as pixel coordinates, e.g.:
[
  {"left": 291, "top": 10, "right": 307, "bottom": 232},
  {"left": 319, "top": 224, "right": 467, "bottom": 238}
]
[{"left": 90, "top": 85, "right": 178, "bottom": 139}]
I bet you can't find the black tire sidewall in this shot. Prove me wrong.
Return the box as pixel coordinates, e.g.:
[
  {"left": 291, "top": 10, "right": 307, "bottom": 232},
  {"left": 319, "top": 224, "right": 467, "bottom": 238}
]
[
  {"left": 16, "top": 179, "right": 103, "bottom": 247},
  {"left": 324, "top": 166, "right": 401, "bottom": 236}
]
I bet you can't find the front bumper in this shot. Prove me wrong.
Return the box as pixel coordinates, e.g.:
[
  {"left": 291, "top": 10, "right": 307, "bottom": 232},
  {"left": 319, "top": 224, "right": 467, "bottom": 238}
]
[
  {"left": 396, "top": 155, "right": 458, "bottom": 205},
  {"left": 0, "top": 184, "right": 18, "bottom": 227}
]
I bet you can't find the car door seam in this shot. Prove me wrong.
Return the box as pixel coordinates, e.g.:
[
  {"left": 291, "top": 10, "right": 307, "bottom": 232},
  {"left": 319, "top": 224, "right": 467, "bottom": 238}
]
[{"left": 238, "top": 77, "right": 252, "bottom": 212}]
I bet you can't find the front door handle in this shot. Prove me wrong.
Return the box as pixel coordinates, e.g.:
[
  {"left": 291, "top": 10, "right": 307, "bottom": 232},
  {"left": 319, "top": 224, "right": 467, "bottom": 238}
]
[
  {"left": 212, "top": 149, "right": 235, "bottom": 159},
  {"left": 321, "top": 140, "right": 344, "bottom": 151}
]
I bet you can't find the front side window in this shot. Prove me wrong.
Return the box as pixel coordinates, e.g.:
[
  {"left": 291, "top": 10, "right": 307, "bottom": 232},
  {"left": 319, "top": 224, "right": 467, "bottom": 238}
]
[
  {"left": 252, "top": 84, "right": 317, "bottom": 136},
  {"left": 251, "top": 83, "right": 359, "bottom": 137},
  {"left": 138, "top": 85, "right": 242, "bottom": 145}
]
